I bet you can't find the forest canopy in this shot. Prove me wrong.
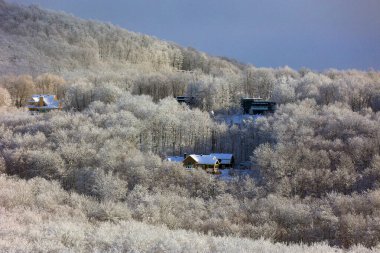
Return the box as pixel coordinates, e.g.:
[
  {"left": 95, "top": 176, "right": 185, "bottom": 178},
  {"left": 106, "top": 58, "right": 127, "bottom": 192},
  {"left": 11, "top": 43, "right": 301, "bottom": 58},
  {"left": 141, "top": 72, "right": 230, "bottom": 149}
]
[{"left": 0, "top": 1, "right": 380, "bottom": 252}]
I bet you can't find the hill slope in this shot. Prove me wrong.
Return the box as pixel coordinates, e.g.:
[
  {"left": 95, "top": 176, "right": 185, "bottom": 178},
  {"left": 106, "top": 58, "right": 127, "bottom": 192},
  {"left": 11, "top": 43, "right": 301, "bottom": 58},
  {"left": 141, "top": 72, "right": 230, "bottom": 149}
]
[{"left": 0, "top": 0, "right": 242, "bottom": 76}]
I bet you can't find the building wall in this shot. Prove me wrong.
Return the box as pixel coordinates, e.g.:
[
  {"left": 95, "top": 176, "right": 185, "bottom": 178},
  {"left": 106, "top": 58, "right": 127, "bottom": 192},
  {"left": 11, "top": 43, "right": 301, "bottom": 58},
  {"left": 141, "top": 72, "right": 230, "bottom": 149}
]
[
  {"left": 183, "top": 156, "right": 219, "bottom": 173},
  {"left": 183, "top": 156, "right": 198, "bottom": 168}
]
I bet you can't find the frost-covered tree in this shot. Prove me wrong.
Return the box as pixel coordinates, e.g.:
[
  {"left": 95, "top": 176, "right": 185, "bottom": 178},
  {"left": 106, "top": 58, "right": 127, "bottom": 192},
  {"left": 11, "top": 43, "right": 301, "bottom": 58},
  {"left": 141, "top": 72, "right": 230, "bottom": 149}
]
[
  {"left": 35, "top": 73, "right": 65, "bottom": 96},
  {"left": 2, "top": 75, "right": 35, "bottom": 107},
  {"left": 0, "top": 87, "right": 11, "bottom": 106}
]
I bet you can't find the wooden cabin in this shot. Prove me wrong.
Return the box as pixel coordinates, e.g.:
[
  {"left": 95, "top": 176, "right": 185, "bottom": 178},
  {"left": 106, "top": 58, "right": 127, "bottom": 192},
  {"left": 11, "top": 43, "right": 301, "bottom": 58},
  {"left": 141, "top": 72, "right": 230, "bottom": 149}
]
[
  {"left": 241, "top": 98, "right": 276, "bottom": 115},
  {"left": 183, "top": 154, "right": 220, "bottom": 174},
  {"left": 27, "top": 95, "right": 62, "bottom": 112}
]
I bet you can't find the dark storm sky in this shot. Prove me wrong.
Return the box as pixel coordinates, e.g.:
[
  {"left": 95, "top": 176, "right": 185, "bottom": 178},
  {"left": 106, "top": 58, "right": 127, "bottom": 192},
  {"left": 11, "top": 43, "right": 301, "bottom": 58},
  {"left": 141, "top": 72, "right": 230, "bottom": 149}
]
[{"left": 8, "top": 0, "right": 380, "bottom": 70}]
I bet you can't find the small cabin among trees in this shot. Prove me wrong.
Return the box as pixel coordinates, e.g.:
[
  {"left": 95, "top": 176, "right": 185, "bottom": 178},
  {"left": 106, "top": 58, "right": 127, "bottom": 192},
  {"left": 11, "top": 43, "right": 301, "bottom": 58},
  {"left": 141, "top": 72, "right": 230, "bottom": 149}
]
[
  {"left": 241, "top": 98, "right": 276, "bottom": 115},
  {"left": 27, "top": 94, "right": 62, "bottom": 112},
  {"left": 183, "top": 154, "right": 220, "bottom": 174},
  {"left": 166, "top": 153, "right": 234, "bottom": 173}
]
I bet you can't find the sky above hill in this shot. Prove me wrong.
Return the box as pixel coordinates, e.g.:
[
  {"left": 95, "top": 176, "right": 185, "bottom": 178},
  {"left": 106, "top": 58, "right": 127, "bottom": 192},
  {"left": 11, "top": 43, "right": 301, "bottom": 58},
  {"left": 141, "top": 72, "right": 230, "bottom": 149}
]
[{"left": 9, "top": 0, "right": 380, "bottom": 71}]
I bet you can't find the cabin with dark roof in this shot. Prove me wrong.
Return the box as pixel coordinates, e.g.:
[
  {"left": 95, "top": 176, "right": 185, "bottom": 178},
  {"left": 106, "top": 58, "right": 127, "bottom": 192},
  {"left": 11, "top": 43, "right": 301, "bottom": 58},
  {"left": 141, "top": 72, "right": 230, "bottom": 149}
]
[
  {"left": 241, "top": 98, "right": 276, "bottom": 115},
  {"left": 176, "top": 96, "right": 196, "bottom": 106}
]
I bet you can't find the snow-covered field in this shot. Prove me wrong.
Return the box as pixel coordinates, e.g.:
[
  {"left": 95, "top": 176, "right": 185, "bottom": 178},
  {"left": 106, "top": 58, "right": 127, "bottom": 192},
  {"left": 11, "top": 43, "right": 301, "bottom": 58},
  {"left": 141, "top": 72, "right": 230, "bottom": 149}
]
[{"left": 217, "top": 168, "right": 261, "bottom": 181}]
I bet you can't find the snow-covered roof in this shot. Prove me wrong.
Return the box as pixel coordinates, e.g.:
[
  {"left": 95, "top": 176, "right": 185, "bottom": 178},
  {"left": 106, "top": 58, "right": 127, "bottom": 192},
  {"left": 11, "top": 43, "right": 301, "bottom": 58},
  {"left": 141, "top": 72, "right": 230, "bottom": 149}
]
[
  {"left": 220, "top": 159, "right": 232, "bottom": 165},
  {"left": 166, "top": 156, "right": 184, "bottom": 163},
  {"left": 209, "top": 153, "right": 233, "bottom": 160},
  {"left": 209, "top": 153, "right": 234, "bottom": 165},
  {"left": 29, "top": 96, "right": 40, "bottom": 102},
  {"left": 27, "top": 94, "right": 60, "bottom": 109},
  {"left": 210, "top": 153, "right": 233, "bottom": 164},
  {"left": 189, "top": 155, "right": 218, "bottom": 165}
]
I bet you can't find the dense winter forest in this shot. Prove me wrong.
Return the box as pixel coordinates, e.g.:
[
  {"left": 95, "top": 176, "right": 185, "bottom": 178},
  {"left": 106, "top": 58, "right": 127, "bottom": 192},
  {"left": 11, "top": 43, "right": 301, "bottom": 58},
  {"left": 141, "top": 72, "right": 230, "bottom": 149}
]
[{"left": 0, "top": 1, "right": 380, "bottom": 252}]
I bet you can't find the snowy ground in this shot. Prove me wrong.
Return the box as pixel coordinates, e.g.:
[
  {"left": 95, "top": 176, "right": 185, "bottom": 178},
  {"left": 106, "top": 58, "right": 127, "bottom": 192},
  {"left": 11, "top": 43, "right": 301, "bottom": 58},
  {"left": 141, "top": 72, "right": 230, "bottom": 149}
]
[
  {"left": 217, "top": 169, "right": 262, "bottom": 182},
  {"left": 214, "top": 113, "right": 263, "bottom": 126}
]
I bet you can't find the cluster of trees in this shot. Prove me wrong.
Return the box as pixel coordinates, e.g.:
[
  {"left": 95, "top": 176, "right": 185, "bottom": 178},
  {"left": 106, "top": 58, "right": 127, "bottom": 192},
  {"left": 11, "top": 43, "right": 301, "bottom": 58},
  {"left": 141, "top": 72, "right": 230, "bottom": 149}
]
[
  {"left": 0, "top": 72, "right": 259, "bottom": 162},
  {"left": 2, "top": 176, "right": 370, "bottom": 253},
  {"left": 4, "top": 71, "right": 378, "bottom": 166},
  {"left": 0, "top": 73, "right": 65, "bottom": 107},
  {"left": 254, "top": 100, "right": 380, "bottom": 197}
]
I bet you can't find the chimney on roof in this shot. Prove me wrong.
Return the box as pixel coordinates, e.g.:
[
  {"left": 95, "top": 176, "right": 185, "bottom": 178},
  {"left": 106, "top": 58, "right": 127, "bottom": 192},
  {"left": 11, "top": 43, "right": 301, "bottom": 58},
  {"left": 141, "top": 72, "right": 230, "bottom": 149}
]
[{"left": 39, "top": 96, "right": 44, "bottom": 107}]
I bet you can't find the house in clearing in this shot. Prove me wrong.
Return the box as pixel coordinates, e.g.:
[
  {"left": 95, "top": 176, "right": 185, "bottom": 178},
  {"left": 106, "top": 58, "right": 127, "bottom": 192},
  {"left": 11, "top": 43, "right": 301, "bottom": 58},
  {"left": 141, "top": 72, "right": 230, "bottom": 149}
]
[
  {"left": 209, "top": 153, "right": 234, "bottom": 169},
  {"left": 27, "top": 94, "right": 62, "bottom": 112},
  {"left": 183, "top": 154, "right": 220, "bottom": 174},
  {"left": 166, "top": 153, "right": 234, "bottom": 172}
]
